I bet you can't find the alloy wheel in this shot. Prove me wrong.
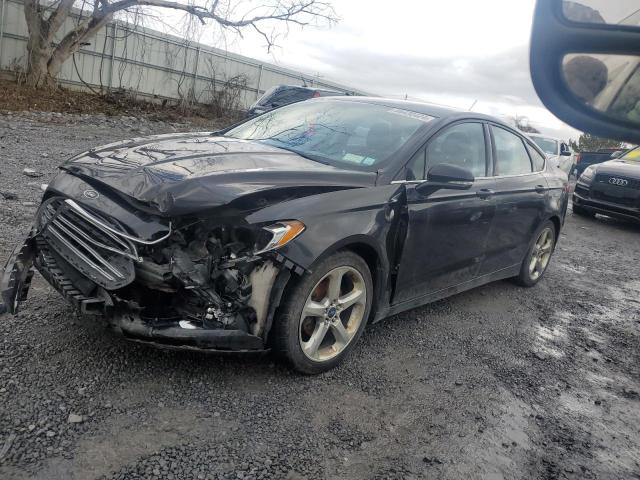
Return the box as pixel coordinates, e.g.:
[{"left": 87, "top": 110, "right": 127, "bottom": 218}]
[
  {"left": 529, "top": 227, "right": 554, "bottom": 281},
  {"left": 298, "top": 266, "right": 367, "bottom": 362}
]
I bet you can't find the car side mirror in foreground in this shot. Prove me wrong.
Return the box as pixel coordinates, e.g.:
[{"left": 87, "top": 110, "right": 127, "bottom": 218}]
[
  {"left": 416, "top": 163, "right": 474, "bottom": 197},
  {"left": 530, "top": 0, "right": 640, "bottom": 144}
]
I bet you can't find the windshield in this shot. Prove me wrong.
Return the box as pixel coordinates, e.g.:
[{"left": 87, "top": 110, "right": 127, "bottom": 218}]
[
  {"left": 531, "top": 136, "right": 559, "bottom": 155},
  {"left": 621, "top": 146, "right": 640, "bottom": 161},
  {"left": 227, "top": 100, "right": 435, "bottom": 170}
]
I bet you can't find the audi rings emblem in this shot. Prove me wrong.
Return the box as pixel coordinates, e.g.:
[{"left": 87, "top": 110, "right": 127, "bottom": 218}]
[
  {"left": 608, "top": 177, "right": 628, "bottom": 186},
  {"left": 83, "top": 189, "right": 99, "bottom": 199}
]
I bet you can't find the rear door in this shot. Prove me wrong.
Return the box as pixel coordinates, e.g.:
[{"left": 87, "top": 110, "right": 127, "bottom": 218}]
[
  {"left": 479, "top": 125, "right": 549, "bottom": 274},
  {"left": 393, "top": 122, "right": 497, "bottom": 304}
]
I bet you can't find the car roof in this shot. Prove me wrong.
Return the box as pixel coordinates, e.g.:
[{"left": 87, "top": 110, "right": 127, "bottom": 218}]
[
  {"left": 326, "top": 96, "right": 458, "bottom": 117},
  {"left": 277, "top": 84, "right": 343, "bottom": 93},
  {"left": 326, "top": 96, "right": 518, "bottom": 126}
]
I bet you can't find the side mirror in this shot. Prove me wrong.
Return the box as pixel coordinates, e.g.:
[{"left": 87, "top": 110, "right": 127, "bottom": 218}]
[
  {"left": 560, "top": 145, "right": 572, "bottom": 156},
  {"left": 416, "top": 163, "right": 474, "bottom": 197},
  {"left": 530, "top": 0, "right": 640, "bottom": 144}
]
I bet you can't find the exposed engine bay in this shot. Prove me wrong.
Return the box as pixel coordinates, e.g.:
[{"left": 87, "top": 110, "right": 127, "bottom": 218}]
[
  {"left": 2, "top": 193, "right": 304, "bottom": 351},
  {"left": 126, "top": 220, "right": 283, "bottom": 337}
]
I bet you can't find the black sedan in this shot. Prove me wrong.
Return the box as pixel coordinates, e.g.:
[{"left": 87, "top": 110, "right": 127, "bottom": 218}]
[
  {"left": 0, "top": 97, "right": 569, "bottom": 374},
  {"left": 573, "top": 147, "right": 640, "bottom": 222}
]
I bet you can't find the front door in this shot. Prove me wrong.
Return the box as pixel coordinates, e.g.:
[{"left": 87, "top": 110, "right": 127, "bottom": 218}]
[{"left": 393, "top": 122, "right": 497, "bottom": 304}]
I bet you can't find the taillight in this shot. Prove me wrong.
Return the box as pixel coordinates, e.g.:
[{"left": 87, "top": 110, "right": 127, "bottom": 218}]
[
  {"left": 575, "top": 153, "right": 582, "bottom": 163},
  {"left": 312, "top": 91, "right": 321, "bottom": 98}
]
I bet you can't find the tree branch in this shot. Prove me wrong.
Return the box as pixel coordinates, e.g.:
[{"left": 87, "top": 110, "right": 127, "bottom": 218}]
[
  {"left": 44, "top": 0, "right": 75, "bottom": 40},
  {"left": 23, "top": 0, "right": 45, "bottom": 40},
  {"left": 23, "top": 0, "right": 337, "bottom": 87},
  {"left": 103, "top": 0, "right": 336, "bottom": 28},
  {"left": 105, "top": 0, "right": 214, "bottom": 24}
]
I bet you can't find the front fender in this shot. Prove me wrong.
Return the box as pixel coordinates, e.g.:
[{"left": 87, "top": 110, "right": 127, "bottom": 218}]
[
  {"left": 246, "top": 185, "right": 403, "bottom": 270},
  {"left": 246, "top": 185, "right": 406, "bottom": 319}
]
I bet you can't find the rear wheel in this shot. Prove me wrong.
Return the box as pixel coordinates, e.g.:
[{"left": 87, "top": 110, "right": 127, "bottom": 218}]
[
  {"left": 515, "top": 221, "right": 556, "bottom": 287},
  {"left": 572, "top": 204, "right": 595, "bottom": 218},
  {"left": 272, "top": 251, "right": 372, "bottom": 374}
]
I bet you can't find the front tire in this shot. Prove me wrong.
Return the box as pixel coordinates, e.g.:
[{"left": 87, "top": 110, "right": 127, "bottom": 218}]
[
  {"left": 515, "top": 221, "right": 556, "bottom": 287},
  {"left": 272, "top": 251, "right": 373, "bottom": 374}
]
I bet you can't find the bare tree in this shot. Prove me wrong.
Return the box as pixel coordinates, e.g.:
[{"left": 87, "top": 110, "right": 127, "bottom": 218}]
[
  {"left": 22, "top": 0, "right": 336, "bottom": 88},
  {"left": 201, "top": 57, "right": 247, "bottom": 117},
  {"left": 513, "top": 115, "right": 541, "bottom": 134}
]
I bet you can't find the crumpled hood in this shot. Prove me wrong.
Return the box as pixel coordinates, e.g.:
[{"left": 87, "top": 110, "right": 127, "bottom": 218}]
[
  {"left": 61, "top": 132, "right": 377, "bottom": 216},
  {"left": 595, "top": 159, "right": 640, "bottom": 178}
]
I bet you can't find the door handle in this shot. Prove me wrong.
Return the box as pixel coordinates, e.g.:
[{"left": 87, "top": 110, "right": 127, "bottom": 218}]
[
  {"left": 535, "top": 184, "right": 546, "bottom": 194},
  {"left": 476, "top": 188, "right": 495, "bottom": 199}
]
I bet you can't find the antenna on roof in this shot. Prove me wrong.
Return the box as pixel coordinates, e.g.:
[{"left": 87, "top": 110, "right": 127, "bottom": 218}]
[{"left": 468, "top": 99, "right": 478, "bottom": 111}]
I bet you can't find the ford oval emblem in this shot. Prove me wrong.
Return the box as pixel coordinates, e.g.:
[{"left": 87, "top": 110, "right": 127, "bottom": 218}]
[{"left": 83, "top": 189, "right": 99, "bottom": 199}]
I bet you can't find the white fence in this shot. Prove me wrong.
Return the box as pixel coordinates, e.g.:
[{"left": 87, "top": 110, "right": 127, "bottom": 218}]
[{"left": 0, "top": 0, "right": 362, "bottom": 108}]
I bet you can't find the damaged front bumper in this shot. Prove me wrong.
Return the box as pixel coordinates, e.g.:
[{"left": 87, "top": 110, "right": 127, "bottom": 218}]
[
  {"left": 113, "top": 316, "right": 265, "bottom": 352},
  {"left": 0, "top": 232, "right": 291, "bottom": 352},
  {"left": 0, "top": 232, "right": 36, "bottom": 315},
  {"left": 0, "top": 193, "right": 299, "bottom": 353}
]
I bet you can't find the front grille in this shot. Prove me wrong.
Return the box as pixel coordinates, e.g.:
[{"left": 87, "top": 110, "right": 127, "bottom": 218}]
[
  {"left": 591, "top": 190, "right": 639, "bottom": 207},
  {"left": 594, "top": 174, "right": 640, "bottom": 190},
  {"left": 37, "top": 197, "right": 137, "bottom": 289}
]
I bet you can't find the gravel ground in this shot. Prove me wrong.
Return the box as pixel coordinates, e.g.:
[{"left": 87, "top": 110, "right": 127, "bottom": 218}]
[{"left": 0, "top": 112, "right": 639, "bottom": 480}]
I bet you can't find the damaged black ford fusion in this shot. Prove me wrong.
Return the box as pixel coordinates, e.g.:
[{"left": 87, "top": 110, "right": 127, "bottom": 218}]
[{"left": 0, "top": 97, "right": 569, "bottom": 373}]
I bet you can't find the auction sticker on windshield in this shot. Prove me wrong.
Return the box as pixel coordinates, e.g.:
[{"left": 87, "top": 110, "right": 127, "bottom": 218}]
[{"left": 387, "top": 108, "right": 435, "bottom": 122}]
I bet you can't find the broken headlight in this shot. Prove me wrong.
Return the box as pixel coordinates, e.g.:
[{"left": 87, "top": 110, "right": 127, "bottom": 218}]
[{"left": 255, "top": 221, "right": 305, "bottom": 254}]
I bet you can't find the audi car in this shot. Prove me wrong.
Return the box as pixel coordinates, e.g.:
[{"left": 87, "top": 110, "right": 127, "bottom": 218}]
[
  {"left": 573, "top": 146, "right": 640, "bottom": 222},
  {"left": 0, "top": 97, "right": 569, "bottom": 374}
]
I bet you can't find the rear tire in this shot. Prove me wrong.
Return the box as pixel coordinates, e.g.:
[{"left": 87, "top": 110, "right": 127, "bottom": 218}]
[
  {"left": 514, "top": 221, "right": 556, "bottom": 287},
  {"left": 572, "top": 204, "right": 595, "bottom": 218},
  {"left": 272, "top": 251, "right": 373, "bottom": 374}
]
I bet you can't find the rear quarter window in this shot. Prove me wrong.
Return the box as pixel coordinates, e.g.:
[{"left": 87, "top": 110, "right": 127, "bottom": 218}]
[{"left": 527, "top": 144, "right": 547, "bottom": 171}]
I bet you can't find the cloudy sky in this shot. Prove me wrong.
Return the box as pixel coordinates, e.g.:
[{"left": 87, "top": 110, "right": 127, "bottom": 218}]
[{"left": 207, "top": 0, "right": 581, "bottom": 141}]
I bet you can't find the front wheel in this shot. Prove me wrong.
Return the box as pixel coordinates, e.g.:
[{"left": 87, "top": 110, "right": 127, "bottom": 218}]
[
  {"left": 272, "top": 251, "right": 373, "bottom": 374},
  {"left": 514, "top": 221, "right": 556, "bottom": 287}
]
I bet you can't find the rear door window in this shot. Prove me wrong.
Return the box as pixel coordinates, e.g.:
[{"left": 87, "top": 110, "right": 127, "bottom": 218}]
[{"left": 492, "top": 126, "right": 533, "bottom": 175}]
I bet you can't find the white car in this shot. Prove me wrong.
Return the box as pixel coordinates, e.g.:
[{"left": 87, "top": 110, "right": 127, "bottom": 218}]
[{"left": 528, "top": 134, "right": 574, "bottom": 174}]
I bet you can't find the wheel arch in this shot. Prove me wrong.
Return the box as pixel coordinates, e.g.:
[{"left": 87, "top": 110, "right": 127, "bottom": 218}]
[
  {"left": 304, "top": 235, "right": 388, "bottom": 324},
  {"left": 548, "top": 214, "right": 562, "bottom": 242},
  {"left": 264, "top": 235, "right": 389, "bottom": 345}
]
